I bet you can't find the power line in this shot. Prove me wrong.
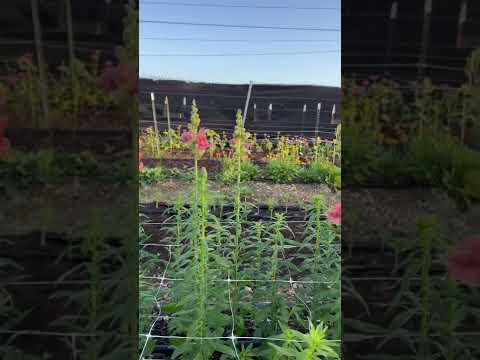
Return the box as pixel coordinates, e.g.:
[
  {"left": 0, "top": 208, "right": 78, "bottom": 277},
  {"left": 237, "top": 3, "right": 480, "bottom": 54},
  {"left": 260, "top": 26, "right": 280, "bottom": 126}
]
[
  {"left": 140, "top": 37, "right": 339, "bottom": 43},
  {"left": 140, "top": 1, "right": 340, "bottom": 11},
  {"left": 140, "top": 20, "right": 341, "bottom": 32},
  {"left": 141, "top": 50, "right": 339, "bottom": 57}
]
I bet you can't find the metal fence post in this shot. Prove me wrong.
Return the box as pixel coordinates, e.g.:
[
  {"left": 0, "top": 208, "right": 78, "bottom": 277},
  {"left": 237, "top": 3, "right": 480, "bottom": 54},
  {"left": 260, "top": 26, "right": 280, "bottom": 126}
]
[
  {"left": 66, "top": 0, "right": 77, "bottom": 130},
  {"left": 386, "top": 1, "right": 398, "bottom": 73},
  {"left": 165, "top": 96, "right": 173, "bottom": 151},
  {"left": 182, "top": 96, "right": 187, "bottom": 116},
  {"left": 418, "top": 0, "right": 433, "bottom": 80},
  {"left": 457, "top": 0, "right": 468, "bottom": 48},
  {"left": 31, "top": 0, "right": 49, "bottom": 127},
  {"left": 331, "top": 104, "right": 336, "bottom": 124},
  {"left": 315, "top": 102, "right": 322, "bottom": 138},
  {"left": 243, "top": 81, "right": 253, "bottom": 126},
  {"left": 268, "top": 103, "right": 272, "bottom": 122},
  {"left": 253, "top": 103, "right": 257, "bottom": 122},
  {"left": 150, "top": 92, "right": 160, "bottom": 156},
  {"left": 301, "top": 104, "right": 307, "bottom": 136}
]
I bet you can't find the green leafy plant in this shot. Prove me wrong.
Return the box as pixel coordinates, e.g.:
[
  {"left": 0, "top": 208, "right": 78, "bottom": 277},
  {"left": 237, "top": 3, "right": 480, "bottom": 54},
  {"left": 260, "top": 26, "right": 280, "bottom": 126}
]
[
  {"left": 219, "top": 157, "right": 259, "bottom": 184},
  {"left": 139, "top": 167, "right": 167, "bottom": 185},
  {"left": 269, "top": 321, "right": 339, "bottom": 359},
  {"left": 266, "top": 159, "right": 301, "bottom": 183},
  {"left": 300, "top": 161, "right": 341, "bottom": 189}
]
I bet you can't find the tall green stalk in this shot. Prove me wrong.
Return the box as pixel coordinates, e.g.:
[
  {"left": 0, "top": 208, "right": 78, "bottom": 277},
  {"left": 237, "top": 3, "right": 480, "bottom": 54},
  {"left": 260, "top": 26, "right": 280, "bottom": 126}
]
[
  {"left": 418, "top": 219, "right": 434, "bottom": 360},
  {"left": 197, "top": 168, "right": 209, "bottom": 347}
]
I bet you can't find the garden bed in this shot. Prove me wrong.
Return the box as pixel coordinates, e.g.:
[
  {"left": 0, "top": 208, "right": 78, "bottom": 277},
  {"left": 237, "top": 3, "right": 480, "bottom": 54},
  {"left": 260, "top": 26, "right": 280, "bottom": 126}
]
[{"left": 139, "top": 196, "right": 341, "bottom": 359}]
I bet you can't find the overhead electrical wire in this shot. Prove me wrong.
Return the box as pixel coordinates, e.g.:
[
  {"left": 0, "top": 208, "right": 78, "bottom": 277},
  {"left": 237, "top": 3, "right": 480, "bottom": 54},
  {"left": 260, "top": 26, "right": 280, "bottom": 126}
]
[
  {"left": 140, "top": 37, "right": 339, "bottom": 43},
  {"left": 140, "top": 50, "right": 339, "bottom": 57},
  {"left": 140, "top": 20, "right": 341, "bottom": 32},
  {"left": 140, "top": 1, "right": 340, "bottom": 11}
]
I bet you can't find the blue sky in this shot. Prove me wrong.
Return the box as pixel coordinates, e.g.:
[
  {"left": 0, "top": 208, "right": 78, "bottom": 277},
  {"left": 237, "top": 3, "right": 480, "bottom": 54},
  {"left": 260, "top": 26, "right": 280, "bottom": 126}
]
[{"left": 139, "top": 0, "right": 340, "bottom": 86}]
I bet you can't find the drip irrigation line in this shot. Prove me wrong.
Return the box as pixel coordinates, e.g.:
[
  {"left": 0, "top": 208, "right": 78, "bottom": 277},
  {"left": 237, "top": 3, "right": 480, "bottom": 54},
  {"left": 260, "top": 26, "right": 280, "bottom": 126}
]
[
  {"left": 140, "top": 50, "right": 340, "bottom": 57},
  {"left": 140, "top": 1, "right": 341, "bottom": 11},
  {"left": 140, "top": 20, "right": 341, "bottom": 32}
]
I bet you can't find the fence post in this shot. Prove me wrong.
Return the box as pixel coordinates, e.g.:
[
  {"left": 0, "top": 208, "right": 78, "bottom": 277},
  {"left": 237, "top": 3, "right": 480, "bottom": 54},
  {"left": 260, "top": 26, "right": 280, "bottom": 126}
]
[
  {"left": 243, "top": 81, "right": 253, "bottom": 126},
  {"left": 418, "top": 0, "right": 433, "bottom": 80},
  {"left": 331, "top": 104, "right": 336, "bottom": 124},
  {"left": 268, "top": 103, "right": 272, "bottom": 122},
  {"left": 165, "top": 96, "right": 173, "bottom": 151},
  {"left": 182, "top": 96, "right": 187, "bottom": 116},
  {"left": 150, "top": 92, "right": 161, "bottom": 157},
  {"left": 162, "top": 97, "right": 167, "bottom": 117},
  {"left": 31, "top": 0, "right": 49, "bottom": 127},
  {"left": 253, "top": 103, "right": 257, "bottom": 122},
  {"left": 386, "top": 1, "right": 398, "bottom": 73},
  {"left": 65, "top": 0, "right": 78, "bottom": 129},
  {"left": 315, "top": 102, "right": 322, "bottom": 138},
  {"left": 457, "top": 0, "right": 468, "bottom": 48},
  {"left": 301, "top": 104, "right": 307, "bottom": 136}
]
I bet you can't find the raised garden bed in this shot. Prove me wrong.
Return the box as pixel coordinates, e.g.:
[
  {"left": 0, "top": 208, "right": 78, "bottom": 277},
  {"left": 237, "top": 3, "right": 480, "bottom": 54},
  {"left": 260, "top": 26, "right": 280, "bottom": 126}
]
[{"left": 139, "top": 197, "right": 341, "bottom": 359}]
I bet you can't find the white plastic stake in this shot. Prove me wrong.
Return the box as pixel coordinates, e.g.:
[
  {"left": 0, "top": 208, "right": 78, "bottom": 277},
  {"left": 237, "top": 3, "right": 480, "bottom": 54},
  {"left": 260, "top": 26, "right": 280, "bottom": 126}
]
[
  {"left": 243, "top": 81, "right": 253, "bottom": 125},
  {"left": 457, "top": 1, "right": 468, "bottom": 48},
  {"left": 425, "top": 0, "right": 432, "bottom": 14},
  {"left": 459, "top": 1, "right": 467, "bottom": 25},
  {"left": 31, "top": 0, "right": 49, "bottom": 126},
  {"left": 301, "top": 104, "right": 307, "bottom": 136},
  {"left": 315, "top": 103, "right": 322, "bottom": 137},
  {"left": 165, "top": 96, "right": 173, "bottom": 150},
  {"left": 390, "top": 1, "right": 398, "bottom": 19},
  {"left": 151, "top": 92, "right": 160, "bottom": 156}
]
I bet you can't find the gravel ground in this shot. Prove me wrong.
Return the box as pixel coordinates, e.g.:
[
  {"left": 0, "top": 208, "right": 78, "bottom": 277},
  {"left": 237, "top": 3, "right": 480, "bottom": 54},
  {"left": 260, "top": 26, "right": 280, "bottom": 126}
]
[{"left": 140, "top": 179, "right": 341, "bottom": 207}]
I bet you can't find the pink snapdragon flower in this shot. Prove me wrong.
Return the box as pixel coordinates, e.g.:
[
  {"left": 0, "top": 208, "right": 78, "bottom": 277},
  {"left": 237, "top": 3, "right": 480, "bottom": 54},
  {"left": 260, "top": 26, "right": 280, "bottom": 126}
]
[
  {"left": 327, "top": 203, "right": 341, "bottom": 226},
  {"left": 195, "top": 129, "right": 210, "bottom": 153},
  {"left": 181, "top": 128, "right": 210, "bottom": 155},
  {"left": 181, "top": 129, "right": 194, "bottom": 143},
  {"left": 448, "top": 237, "right": 480, "bottom": 286}
]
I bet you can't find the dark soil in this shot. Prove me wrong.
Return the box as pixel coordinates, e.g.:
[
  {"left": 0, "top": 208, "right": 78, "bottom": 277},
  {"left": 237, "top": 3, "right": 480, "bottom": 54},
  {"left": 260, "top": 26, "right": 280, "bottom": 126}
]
[{"left": 6, "top": 128, "right": 132, "bottom": 154}]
